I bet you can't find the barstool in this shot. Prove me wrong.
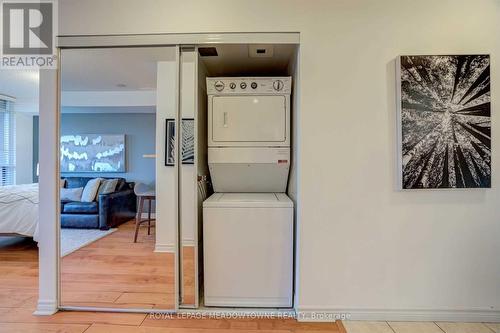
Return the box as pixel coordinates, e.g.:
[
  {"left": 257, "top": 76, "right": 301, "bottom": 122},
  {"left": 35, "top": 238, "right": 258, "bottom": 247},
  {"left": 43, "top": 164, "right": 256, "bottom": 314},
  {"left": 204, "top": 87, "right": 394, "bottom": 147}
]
[{"left": 133, "top": 183, "right": 156, "bottom": 243}]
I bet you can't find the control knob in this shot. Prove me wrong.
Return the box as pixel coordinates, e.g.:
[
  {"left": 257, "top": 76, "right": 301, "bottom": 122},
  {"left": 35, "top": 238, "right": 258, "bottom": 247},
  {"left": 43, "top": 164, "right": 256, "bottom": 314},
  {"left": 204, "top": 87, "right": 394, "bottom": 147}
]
[
  {"left": 240, "top": 82, "right": 247, "bottom": 89},
  {"left": 214, "top": 80, "right": 224, "bottom": 91},
  {"left": 273, "top": 80, "right": 284, "bottom": 91},
  {"left": 229, "top": 82, "right": 236, "bottom": 89},
  {"left": 251, "top": 82, "right": 258, "bottom": 89}
]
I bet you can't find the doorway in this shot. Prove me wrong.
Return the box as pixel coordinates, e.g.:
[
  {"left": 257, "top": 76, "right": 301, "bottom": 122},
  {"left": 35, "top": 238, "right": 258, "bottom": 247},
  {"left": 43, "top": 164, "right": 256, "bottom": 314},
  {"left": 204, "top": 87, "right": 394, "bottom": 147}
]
[
  {"left": 179, "top": 43, "right": 300, "bottom": 309},
  {"left": 38, "top": 32, "right": 300, "bottom": 315}
]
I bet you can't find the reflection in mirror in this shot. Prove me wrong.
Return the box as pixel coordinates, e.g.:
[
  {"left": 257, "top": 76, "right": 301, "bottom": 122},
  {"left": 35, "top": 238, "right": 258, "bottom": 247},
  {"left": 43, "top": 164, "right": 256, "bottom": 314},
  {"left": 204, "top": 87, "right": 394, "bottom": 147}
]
[
  {"left": 179, "top": 49, "right": 198, "bottom": 307},
  {"left": 179, "top": 49, "right": 211, "bottom": 308},
  {"left": 58, "top": 47, "right": 177, "bottom": 310}
]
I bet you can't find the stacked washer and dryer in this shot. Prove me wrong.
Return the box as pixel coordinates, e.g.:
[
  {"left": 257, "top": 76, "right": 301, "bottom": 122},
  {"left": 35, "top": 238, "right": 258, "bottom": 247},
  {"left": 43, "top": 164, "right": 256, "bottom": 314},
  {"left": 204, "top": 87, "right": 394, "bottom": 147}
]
[{"left": 203, "top": 77, "right": 294, "bottom": 308}]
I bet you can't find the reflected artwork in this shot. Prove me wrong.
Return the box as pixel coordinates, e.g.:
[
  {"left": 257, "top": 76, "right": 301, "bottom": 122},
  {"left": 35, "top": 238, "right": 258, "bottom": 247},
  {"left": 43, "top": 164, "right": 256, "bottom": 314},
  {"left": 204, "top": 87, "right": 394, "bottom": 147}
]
[{"left": 60, "top": 134, "right": 125, "bottom": 172}]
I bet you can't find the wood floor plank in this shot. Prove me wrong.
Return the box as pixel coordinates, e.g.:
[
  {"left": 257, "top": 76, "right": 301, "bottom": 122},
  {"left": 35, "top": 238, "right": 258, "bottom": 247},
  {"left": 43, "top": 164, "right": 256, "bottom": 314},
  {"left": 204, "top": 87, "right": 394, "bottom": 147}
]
[
  {"left": 62, "top": 291, "right": 122, "bottom": 303},
  {"left": 142, "top": 317, "right": 340, "bottom": 331},
  {"left": 338, "top": 321, "right": 348, "bottom": 333},
  {"left": 86, "top": 323, "right": 294, "bottom": 333},
  {"left": 66, "top": 302, "right": 155, "bottom": 309},
  {"left": 0, "top": 290, "right": 37, "bottom": 307},
  {"left": 116, "top": 292, "right": 175, "bottom": 305},
  {"left": 0, "top": 307, "right": 147, "bottom": 326},
  {"left": 0, "top": 322, "right": 90, "bottom": 333},
  {"left": 181, "top": 246, "right": 196, "bottom": 306},
  {"left": 61, "top": 279, "right": 172, "bottom": 292}
]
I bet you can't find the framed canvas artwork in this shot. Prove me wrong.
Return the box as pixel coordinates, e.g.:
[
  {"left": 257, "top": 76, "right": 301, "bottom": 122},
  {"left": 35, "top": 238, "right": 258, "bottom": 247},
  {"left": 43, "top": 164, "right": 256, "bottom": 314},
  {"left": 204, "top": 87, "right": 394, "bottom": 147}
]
[{"left": 397, "top": 55, "right": 490, "bottom": 189}]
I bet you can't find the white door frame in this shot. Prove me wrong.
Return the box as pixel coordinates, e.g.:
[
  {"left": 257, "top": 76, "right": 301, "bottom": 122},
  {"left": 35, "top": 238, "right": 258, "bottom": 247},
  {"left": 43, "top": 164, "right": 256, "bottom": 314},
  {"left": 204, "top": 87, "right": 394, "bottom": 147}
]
[
  {"left": 56, "top": 32, "right": 299, "bottom": 48},
  {"left": 36, "top": 32, "right": 300, "bottom": 316}
]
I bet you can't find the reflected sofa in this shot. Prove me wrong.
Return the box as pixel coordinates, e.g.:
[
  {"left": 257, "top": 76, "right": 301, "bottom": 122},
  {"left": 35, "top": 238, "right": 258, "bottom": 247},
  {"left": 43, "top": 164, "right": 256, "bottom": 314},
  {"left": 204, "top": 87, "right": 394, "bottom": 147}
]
[{"left": 60, "top": 177, "right": 136, "bottom": 230}]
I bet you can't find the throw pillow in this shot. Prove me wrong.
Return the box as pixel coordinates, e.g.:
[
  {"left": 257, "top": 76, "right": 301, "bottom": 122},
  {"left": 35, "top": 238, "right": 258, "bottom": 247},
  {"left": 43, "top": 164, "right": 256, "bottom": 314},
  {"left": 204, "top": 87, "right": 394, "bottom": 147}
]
[
  {"left": 98, "top": 179, "right": 119, "bottom": 195},
  {"left": 60, "top": 187, "right": 83, "bottom": 201},
  {"left": 81, "top": 178, "right": 102, "bottom": 202}
]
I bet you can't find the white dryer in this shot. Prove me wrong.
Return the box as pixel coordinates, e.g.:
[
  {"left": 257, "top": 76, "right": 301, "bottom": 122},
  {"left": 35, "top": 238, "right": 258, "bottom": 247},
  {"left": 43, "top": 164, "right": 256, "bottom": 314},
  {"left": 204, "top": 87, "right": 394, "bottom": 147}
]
[
  {"left": 203, "top": 193, "right": 293, "bottom": 307},
  {"left": 207, "top": 77, "right": 291, "bottom": 193}
]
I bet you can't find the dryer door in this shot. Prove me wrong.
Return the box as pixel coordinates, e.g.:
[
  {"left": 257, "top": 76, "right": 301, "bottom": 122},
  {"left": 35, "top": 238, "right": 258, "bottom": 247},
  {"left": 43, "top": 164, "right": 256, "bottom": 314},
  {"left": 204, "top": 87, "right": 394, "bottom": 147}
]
[{"left": 211, "top": 95, "right": 287, "bottom": 145}]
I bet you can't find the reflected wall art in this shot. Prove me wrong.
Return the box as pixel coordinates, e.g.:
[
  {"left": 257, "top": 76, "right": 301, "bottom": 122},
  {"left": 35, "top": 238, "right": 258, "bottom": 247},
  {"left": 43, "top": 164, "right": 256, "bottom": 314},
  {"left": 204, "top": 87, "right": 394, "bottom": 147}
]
[{"left": 60, "top": 134, "right": 126, "bottom": 173}]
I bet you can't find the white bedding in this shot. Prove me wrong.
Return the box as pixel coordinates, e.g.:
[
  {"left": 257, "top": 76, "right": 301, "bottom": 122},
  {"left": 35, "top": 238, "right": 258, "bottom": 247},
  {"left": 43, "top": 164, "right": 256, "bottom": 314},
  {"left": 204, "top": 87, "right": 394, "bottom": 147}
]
[{"left": 0, "top": 183, "right": 39, "bottom": 241}]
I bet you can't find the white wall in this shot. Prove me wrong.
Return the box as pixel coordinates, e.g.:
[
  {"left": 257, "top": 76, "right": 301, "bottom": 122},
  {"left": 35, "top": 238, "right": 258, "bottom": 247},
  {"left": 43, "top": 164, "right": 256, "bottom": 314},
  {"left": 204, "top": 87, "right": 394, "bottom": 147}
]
[
  {"left": 15, "top": 112, "right": 33, "bottom": 185},
  {"left": 58, "top": 0, "right": 500, "bottom": 321},
  {"left": 156, "top": 53, "right": 180, "bottom": 253},
  {"left": 35, "top": 70, "right": 59, "bottom": 315},
  {"left": 61, "top": 91, "right": 156, "bottom": 107}
]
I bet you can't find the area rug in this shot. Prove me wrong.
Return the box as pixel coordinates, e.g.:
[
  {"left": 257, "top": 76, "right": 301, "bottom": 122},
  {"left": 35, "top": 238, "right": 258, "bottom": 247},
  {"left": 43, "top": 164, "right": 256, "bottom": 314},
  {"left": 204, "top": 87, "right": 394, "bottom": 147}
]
[{"left": 60, "top": 228, "right": 117, "bottom": 257}]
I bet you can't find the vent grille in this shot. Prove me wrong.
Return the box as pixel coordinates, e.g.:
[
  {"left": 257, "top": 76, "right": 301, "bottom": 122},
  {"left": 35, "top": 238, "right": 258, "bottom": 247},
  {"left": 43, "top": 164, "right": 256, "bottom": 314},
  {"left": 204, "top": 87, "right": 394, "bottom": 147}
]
[{"left": 198, "top": 47, "right": 218, "bottom": 57}]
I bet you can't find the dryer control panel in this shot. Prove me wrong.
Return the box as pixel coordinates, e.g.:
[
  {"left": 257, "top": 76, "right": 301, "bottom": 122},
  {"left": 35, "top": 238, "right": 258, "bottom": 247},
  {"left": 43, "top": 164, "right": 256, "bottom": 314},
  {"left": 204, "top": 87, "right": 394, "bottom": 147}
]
[{"left": 207, "top": 77, "right": 291, "bottom": 95}]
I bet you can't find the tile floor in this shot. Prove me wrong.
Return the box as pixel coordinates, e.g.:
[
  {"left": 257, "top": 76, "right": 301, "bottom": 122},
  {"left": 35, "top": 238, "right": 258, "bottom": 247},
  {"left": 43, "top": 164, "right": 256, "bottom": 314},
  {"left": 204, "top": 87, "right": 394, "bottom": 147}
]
[{"left": 342, "top": 321, "right": 500, "bottom": 333}]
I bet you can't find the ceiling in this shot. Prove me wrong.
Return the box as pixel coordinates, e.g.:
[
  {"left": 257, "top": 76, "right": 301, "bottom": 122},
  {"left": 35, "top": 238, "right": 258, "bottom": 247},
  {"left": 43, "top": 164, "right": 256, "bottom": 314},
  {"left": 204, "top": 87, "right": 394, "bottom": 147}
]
[
  {"left": 61, "top": 47, "right": 170, "bottom": 91},
  {"left": 200, "top": 44, "right": 297, "bottom": 77}
]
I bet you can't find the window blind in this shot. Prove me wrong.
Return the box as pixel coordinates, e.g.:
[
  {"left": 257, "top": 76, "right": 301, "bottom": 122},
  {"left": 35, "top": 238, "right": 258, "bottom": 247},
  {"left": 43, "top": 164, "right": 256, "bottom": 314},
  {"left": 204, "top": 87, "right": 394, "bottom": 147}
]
[{"left": 0, "top": 99, "right": 15, "bottom": 186}]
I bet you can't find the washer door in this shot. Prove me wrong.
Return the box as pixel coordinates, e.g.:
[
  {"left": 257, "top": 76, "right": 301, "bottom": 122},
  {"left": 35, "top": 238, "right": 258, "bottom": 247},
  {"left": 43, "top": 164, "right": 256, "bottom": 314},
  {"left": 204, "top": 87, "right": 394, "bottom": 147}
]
[{"left": 211, "top": 95, "right": 286, "bottom": 143}]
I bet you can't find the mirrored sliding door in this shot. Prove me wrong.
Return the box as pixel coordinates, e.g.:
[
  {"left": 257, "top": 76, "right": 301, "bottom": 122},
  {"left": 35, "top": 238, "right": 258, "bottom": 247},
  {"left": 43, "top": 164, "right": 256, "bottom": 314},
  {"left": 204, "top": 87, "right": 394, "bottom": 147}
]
[
  {"left": 179, "top": 47, "right": 210, "bottom": 308},
  {"left": 179, "top": 48, "right": 198, "bottom": 308},
  {"left": 58, "top": 46, "right": 179, "bottom": 310}
]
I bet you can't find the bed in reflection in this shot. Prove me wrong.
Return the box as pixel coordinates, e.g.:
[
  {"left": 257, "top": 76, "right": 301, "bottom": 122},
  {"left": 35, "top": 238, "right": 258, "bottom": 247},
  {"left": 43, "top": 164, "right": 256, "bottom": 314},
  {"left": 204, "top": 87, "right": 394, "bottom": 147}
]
[{"left": 0, "top": 183, "right": 39, "bottom": 241}]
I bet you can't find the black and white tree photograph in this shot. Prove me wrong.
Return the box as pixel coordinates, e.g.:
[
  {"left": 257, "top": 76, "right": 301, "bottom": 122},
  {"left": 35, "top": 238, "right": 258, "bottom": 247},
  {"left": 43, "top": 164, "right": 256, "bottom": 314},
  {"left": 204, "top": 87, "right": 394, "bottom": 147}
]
[
  {"left": 398, "top": 55, "right": 490, "bottom": 189},
  {"left": 165, "top": 118, "right": 195, "bottom": 166},
  {"left": 181, "top": 119, "right": 194, "bottom": 164}
]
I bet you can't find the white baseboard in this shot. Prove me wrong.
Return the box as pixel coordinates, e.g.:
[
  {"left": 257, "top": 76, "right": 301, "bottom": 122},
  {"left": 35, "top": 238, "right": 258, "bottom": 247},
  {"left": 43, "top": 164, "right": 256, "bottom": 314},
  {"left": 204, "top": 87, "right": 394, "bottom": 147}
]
[
  {"left": 296, "top": 307, "right": 500, "bottom": 323},
  {"left": 33, "top": 299, "right": 58, "bottom": 316},
  {"left": 154, "top": 243, "right": 175, "bottom": 253}
]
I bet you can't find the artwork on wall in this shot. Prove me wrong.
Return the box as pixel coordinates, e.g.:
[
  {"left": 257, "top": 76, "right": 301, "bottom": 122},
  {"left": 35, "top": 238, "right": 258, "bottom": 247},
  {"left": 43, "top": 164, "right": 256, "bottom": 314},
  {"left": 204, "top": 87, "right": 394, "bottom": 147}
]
[
  {"left": 397, "top": 54, "right": 490, "bottom": 189},
  {"left": 165, "top": 119, "right": 175, "bottom": 166},
  {"left": 60, "top": 134, "right": 126, "bottom": 172},
  {"left": 182, "top": 118, "right": 195, "bottom": 164},
  {"left": 165, "top": 118, "right": 195, "bottom": 166}
]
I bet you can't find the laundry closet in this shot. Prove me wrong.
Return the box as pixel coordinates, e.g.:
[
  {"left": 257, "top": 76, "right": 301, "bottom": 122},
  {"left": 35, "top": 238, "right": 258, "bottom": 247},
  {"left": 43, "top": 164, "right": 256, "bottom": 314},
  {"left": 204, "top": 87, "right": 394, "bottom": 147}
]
[{"left": 178, "top": 43, "right": 300, "bottom": 309}]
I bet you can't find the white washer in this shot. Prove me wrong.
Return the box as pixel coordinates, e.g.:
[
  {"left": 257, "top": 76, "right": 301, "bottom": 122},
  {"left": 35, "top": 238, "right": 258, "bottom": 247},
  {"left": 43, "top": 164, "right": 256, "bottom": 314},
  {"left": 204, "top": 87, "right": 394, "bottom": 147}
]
[{"left": 203, "top": 193, "right": 293, "bottom": 308}]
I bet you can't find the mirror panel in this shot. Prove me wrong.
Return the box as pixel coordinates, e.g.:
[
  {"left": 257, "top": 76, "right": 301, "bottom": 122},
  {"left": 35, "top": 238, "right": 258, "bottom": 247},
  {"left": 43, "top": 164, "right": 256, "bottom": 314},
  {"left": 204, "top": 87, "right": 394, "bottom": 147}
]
[
  {"left": 179, "top": 48, "right": 198, "bottom": 307},
  {"left": 59, "top": 46, "right": 178, "bottom": 310}
]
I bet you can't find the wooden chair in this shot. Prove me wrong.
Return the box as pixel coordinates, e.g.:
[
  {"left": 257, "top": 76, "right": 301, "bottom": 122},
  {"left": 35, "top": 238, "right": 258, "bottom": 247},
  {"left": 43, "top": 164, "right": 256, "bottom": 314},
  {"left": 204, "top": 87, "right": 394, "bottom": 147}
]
[{"left": 133, "top": 183, "right": 156, "bottom": 243}]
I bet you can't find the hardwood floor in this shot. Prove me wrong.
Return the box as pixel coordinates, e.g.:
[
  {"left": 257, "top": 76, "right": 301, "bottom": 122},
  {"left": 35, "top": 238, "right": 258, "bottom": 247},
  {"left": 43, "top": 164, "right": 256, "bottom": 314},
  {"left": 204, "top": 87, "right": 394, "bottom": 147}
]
[
  {"left": 0, "top": 236, "right": 38, "bottom": 311},
  {"left": 0, "top": 223, "right": 346, "bottom": 333},
  {"left": 61, "top": 220, "right": 175, "bottom": 309},
  {"left": 181, "top": 246, "right": 196, "bottom": 306}
]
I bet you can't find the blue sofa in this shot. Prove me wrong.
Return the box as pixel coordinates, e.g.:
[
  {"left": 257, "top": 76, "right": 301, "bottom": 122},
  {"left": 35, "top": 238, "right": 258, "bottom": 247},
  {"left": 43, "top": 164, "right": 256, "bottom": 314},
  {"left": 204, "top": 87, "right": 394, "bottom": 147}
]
[{"left": 61, "top": 177, "right": 137, "bottom": 230}]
